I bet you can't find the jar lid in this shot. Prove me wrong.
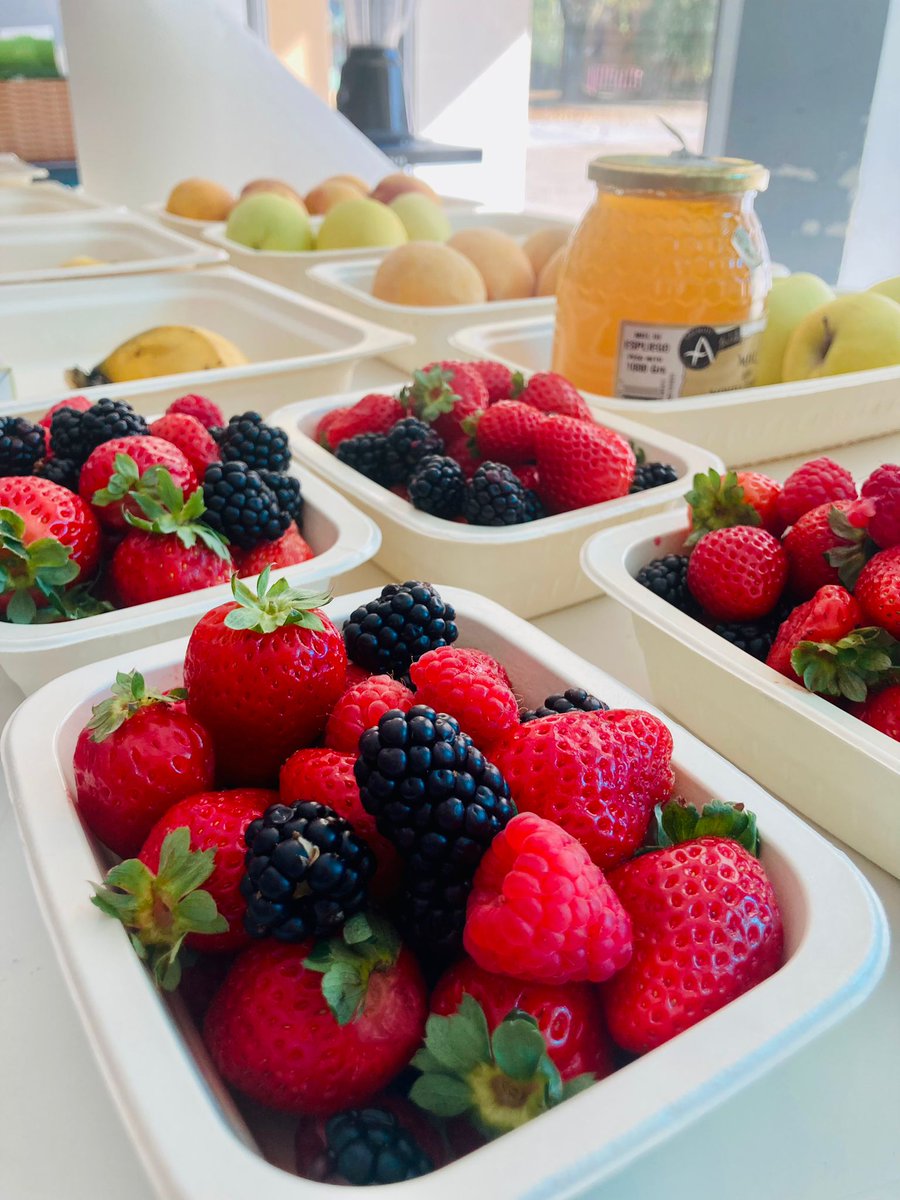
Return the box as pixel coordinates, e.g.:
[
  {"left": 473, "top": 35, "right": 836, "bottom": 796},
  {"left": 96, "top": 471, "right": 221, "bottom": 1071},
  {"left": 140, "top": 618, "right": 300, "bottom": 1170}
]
[{"left": 588, "top": 153, "right": 769, "bottom": 194}]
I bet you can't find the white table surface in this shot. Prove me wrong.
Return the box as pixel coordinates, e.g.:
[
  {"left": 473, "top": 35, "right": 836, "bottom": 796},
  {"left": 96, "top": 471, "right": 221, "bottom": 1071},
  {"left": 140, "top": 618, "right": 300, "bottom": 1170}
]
[{"left": 2, "top": 374, "right": 900, "bottom": 1200}]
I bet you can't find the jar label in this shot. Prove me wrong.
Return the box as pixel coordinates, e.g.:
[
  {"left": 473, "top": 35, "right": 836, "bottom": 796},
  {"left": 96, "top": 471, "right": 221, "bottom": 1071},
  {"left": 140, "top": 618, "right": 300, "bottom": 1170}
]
[{"left": 615, "top": 319, "right": 765, "bottom": 400}]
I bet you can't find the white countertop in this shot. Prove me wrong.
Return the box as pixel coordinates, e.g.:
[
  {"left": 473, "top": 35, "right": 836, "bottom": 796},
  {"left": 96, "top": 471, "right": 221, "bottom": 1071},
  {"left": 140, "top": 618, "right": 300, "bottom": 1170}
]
[{"left": 2, "top": 382, "right": 899, "bottom": 1200}]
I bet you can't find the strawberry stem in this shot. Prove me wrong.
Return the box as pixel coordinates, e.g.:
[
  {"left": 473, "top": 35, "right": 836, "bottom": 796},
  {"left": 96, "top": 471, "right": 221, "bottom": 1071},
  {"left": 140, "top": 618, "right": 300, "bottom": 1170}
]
[
  {"left": 223, "top": 567, "right": 330, "bottom": 634},
  {"left": 87, "top": 669, "right": 187, "bottom": 742},
  {"left": 685, "top": 468, "right": 761, "bottom": 547}
]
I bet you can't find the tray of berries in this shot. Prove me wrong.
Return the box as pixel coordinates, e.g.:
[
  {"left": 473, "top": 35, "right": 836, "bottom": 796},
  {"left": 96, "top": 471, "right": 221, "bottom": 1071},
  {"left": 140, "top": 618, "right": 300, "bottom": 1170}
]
[
  {"left": 270, "top": 360, "right": 720, "bottom": 619},
  {"left": 0, "top": 394, "right": 379, "bottom": 694},
  {"left": 582, "top": 457, "right": 900, "bottom": 878},
  {"left": 2, "top": 580, "right": 886, "bottom": 1199}
]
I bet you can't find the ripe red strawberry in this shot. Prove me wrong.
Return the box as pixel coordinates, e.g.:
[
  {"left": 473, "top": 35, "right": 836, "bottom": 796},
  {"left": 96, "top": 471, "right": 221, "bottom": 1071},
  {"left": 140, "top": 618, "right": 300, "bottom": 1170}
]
[
  {"left": 0, "top": 476, "right": 101, "bottom": 621},
  {"left": 407, "top": 362, "right": 489, "bottom": 442},
  {"left": 233, "top": 522, "right": 315, "bottom": 578},
  {"left": 279, "top": 746, "right": 402, "bottom": 898},
  {"left": 184, "top": 571, "right": 346, "bottom": 785},
  {"left": 515, "top": 463, "right": 540, "bottom": 493},
  {"left": 467, "top": 360, "right": 524, "bottom": 404},
  {"left": 520, "top": 372, "right": 592, "bottom": 421},
  {"left": 783, "top": 500, "right": 859, "bottom": 598},
  {"left": 535, "top": 414, "right": 635, "bottom": 513},
  {"left": 687, "top": 526, "right": 787, "bottom": 621},
  {"left": 464, "top": 812, "right": 632, "bottom": 984},
  {"left": 737, "top": 470, "right": 784, "bottom": 534},
  {"left": 603, "top": 801, "right": 783, "bottom": 1054},
  {"left": 775, "top": 456, "right": 857, "bottom": 529},
  {"left": 856, "top": 464, "right": 900, "bottom": 549},
  {"left": 467, "top": 401, "right": 543, "bottom": 466},
  {"left": 324, "top": 674, "right": 416, "bottom": 753},
  {"left": 314, "top": 407, "right": 348, "bottom": 449},
  {"left": 686, "top": 467, "right": 783, "bottom": 540},
  {"left": 409, "top": 645, "right": 519, "bottom": 745},
  {"left": 80, "top": 435, "right": 196, "bottom": 532},
  {"left": 38, "top": 394, "right": 92, "bottom": 439},
  {"left": 766, "top": 584, "right": 862, "bottom": 681},
  {"left": 203, "top": 915, "right": 427, "bottom": 1114},
  {"left": 445, "top": 434, "right": 482, "bottom": 478},
  {"left": 166, "top": 393, "right": 225, "bottom": 430},
  {"left": 431, "top": 955, "right": 615, "bottom": 1082},
  {"left": 488, "top": 709, "right": 673, "bottom": 870},
  {"left": 73, "top": 669, "right": 215, "bottom": 856},
  {"left": 326, "top": 394, "right": 406, "bottom": 449},
  {"left": 149, "top": 412, "right": 220, "bottom": 479},
  {"left": 853, "top": 684, "right": 900, "bottom": 742},
  {"left": 854, "top": 546, "right": 900, "bottom": 638}
]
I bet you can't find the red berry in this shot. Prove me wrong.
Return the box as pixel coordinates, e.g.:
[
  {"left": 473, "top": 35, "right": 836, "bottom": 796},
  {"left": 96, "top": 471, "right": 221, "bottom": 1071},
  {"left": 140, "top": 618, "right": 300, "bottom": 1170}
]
[
  {"left": 736, "top": 470, "right": 784, "bottom": 534},
  {"left": 445, "top": 434, "right": 482, "bottom": 478},
  {"left": 520, "top": 372, "right": 592, "bottom": 421},
  {"left": 853, "top": 684, "right": 900, "bottom": 742},
  {"left": 79, "top": 435, "right": 196, "bottom": 532},
  {"left": 314, "top": 408, "right": 348, "bottom": 450},
  {"left": 149, "top": 412, "right": 220, "bottom": 479},
  {"left": 782, "top": 500, "right": 856, "bottom": 599},
  {"left": 467, "top": 361, "right": 523, "bottom": 404},
  {"left": 232, "top": 523, "right": 315, "bottom": 578},
  {"left": 411, "top": 362, "right": 489, "bottom": 442},
  {"left": 855, "top": 546, "right": 900, "bottom": 638},
  {"left": 464, "top": 812, "right": 633, "bottom": 985},
  {"left": 327, "top": 394, "right": 406, "bottom": 448},
  {"left": 166, "top": 393, "right": 225, "bottom": 430},
  {"left": 687, "top": 526, "right": 787, "bottom": 621},
  {"left": 515, "top": 463, "right": 540, "bottom": 493},
  {"left": 324, "top": 674, "right": 416, "bottom": 754},
  {"left": 858, "top": 464, "right": 900, "bottom": 549},
  {"left": 409, "top": 645, "right": 519, "bottom": 745},
  {"left": 535, "top": 414, "right": 635, "bottom": 513},
  {"left": 471, "top": 401, "right": 543, "bottom": 466},
  {"left": 109, "top": 529, "right": 232, "bottom": 606},
  {"left": 766, "top": 585, "right": 862, "bottom": 681},
  {"left": 38, "top": 394, "right": 92, "bottom": 433},
  {"left": 775, "top": 457, "right": 857, "bottom": 529}
]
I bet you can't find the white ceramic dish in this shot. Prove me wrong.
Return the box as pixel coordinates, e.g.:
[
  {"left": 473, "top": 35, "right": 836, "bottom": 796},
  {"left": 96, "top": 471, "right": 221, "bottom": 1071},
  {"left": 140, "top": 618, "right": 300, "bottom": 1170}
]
[
  {"left": 0, "top": 469, "right": 379, "bottom": 695},
  {"left": 1, "top": 586, "right": 887, "bottom": 1199},
  {"left": 449, "top": 314, "right": 900, "bottom": 468},
  {"left": 582, "top": 510, "right": 900, "bottom": 878},
  {"left": 0, "top": 212, "right": 226, "bottom": 284},
  {"left": 272, "top": 390, "right": 721, "bottom": 618},
  {"left": 0, "top": 266, "right": 413, "bottom": 413},
  {"left": 0, "top": 182, "right": 118, "bottom": 221}
]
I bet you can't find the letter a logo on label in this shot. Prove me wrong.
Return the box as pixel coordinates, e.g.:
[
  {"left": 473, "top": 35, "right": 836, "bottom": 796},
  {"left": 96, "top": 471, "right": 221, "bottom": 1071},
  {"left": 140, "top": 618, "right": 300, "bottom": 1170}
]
[{"left": 679, "top": 326, "right": 720, "bottom": 370}]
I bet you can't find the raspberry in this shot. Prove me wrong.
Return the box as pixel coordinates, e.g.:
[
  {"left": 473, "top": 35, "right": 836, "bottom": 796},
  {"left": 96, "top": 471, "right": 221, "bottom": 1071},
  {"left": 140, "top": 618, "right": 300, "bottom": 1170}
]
[
  {"left": 167, "top": 394, "right": 225, "bottom": 430},
  {"left": 324, "top": 674, "right": 416, "bottom": 754},
  {"left": 463, "top": 812, "right": 633, "bottom": 984},
  {"left": 448, "top": 647, "right": 511, "bottom": 685},
  {"left": 409, "top": 646, "right": 519, "bottom": 745},
  {"left": 775, "top": 457, "right": 857, "bottom": 529},
  {"left": 859, "top": 464, "right": 900, "bottom": 549}
]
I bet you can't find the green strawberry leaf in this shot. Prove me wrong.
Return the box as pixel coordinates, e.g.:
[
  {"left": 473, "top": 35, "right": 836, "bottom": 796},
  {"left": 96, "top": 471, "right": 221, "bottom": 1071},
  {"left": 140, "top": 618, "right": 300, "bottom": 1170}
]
[
  {"left": 685, "top": 468, "right": 761, "bottom": 547},
  {"left": 223, "top": 569, "right": 329, "bottom": 634},
  {"left": 409, "top": 1073, "right": 473, "bottom": 1118},
  {"left": 824, "top": 505, "right": 878, "bottom": 590},
  {"left": 86, "top": 669, "right": 187, "bottom": 742},
  {"left": 644, "top": 797, "right": 760, "bottom": 857},
  {"left": 791, "top": 625, "right": 900, "bottom": 703},
  {"left": 304, "top": 913, "right": 401, "bottom": 1026}
]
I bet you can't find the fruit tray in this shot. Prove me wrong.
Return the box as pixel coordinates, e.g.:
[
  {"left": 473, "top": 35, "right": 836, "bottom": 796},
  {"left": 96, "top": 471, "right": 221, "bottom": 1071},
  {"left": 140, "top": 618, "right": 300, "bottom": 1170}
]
[
  {"left": 0, "top": 266, "right": 413, "bottom": 414},
  {"left": 449, "top": 314, "right": 900, "bottom": 468},
  {"left": 0, "top": 211, "right": 227, "bottom": 285},
  {"left": 582, "top": 509, "right": 900, "bottom": 878},
  {"left": 1, "top": 587, "right": 886, "bottom": 1200},
  {"left": 0, "top": 181, "right": 118, "bottom": 222},
  {"left": 271, "top": 391, "right": 720, "bottom": 619},
  {"left": 0, "top": 468, "right": 379, "bottom": 695}
]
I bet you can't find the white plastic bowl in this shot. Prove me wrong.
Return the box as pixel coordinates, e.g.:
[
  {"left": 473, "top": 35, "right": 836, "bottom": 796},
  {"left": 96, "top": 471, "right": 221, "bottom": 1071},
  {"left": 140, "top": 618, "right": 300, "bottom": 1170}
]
[
  {"left": 449, "top": 314, "right": 900, "bottom": 468},
  {"left": 0, "top": 469, "right": 380, "bottom": 695},
  {"left": 0, "top": 182, "right": 119, "bottom": 221},
  {"left": 0, "top": 266, "right": 413, "bottom": 413},
  {"left": 271, "top": 390, "right": 722, "bottom": 618},
  {"left": 582, "top": 510, "right": 900, "bottom": 879},
  {"left": 1, "top": 586, "right": 887, "bottom": 1199},
  {"left": 0, "top": 211, "right": 226, "bottom": 284}
]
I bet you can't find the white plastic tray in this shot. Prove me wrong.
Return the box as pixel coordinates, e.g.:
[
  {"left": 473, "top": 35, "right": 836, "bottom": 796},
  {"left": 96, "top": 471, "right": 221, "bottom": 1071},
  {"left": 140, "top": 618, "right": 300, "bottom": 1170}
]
[
  {"left": 449, "top": 314, "right": 900, "bottom": 468},
  {"left": 0, "top": 212, "right": 227, "bottom": 284},
  {"left": 1, "top": 586, "right": 886, "bottom": 1200},
  {"left": 0, "top": 469, "right": 379, "bottom": 695},
  {"left": 0, "top": 182, "right": 118, "bottom": 221},
  {"left": 0, "top": 266, "right": 413, "bottom": 413},
  {"left": 582, "top": 510, "right": 900, "bottom": 878},
  {"left": 272, "top": 390, "right": 722, "bottom": 618}
]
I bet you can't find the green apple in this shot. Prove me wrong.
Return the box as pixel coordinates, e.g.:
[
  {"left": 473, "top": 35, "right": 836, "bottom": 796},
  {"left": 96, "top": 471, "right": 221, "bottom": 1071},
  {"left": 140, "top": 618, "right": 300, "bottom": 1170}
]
[
  {"left": 316, "top": 198, "right": 408, "bottom": 251},
  {"left": 756, "top": 272, "right": 835, "bottom": 386},
  {"left": 868, "top": 276, "right": 900, "bottom": 305},
  {"left": 388, "top": 193, "right": 452, "bottom": 242},
  {"left": 225, "top": 193, "right": 313, "bottom": 251},
  {"left": 782, "top": 292, "right": 900, "bottom": 381}
]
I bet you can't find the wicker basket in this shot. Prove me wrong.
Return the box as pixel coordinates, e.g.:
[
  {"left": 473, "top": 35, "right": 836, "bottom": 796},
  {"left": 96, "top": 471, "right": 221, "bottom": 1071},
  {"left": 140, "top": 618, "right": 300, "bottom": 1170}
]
[{"left": 0, "top": 79, "right": 75, "bottom": 162}]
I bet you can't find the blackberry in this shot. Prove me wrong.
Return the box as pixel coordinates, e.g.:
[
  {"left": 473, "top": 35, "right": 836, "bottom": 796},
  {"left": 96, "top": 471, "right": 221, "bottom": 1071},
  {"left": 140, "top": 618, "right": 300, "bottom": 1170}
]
[
  {"left": 635, "top": 554, "right": 694, "bottom": 613},
  {"left": 79, "top": 398, "right": 148, "bottom": 459},
  {"left": 259, "top": 468, "right": 304, "bottom": 526},
  {"left": 521, "top": 687, "right": 609, "bottom": 722},
  {"left": 202, "top": 460, "right": 289, "bottom": 549},
  {"left": 343, "top": 581, "right": 458, "bottom": 676},
  {"left": 408, "top": 454, "right": 465, "bottom": 518},
  {"left": 522, "top": 488, "right": 546, "bottom": 522},
  {"left": 630, "top": 461, "right": 679, "bottom": 493},
  {"left": 240, "top": 800, "right": 374, "bottom": 942},
  {"left": 336, "top": 432, "right": 392, "bottom": 486},
  {"left": 0, "top": 417, "right": 45, "bottom": 476},
  {"left": 712, "top": 618, "right": 778, "bottom": 661},
  {"left": 464, "top": 461, "right": 527, "bottom": 526},
  {"left": 318, "top": 1108, "right": 433, "bottom": 1185},
  {"left": 33, "top": 456, "right": 79, "bottom": 491},
  {"left": 383, "top": 418, "right": 444, "bottom": 485},
  {"left": 48, "top": 407, "right": 90, "bottom": 465},
  {"left": 218, "top": 411, "right": 290, "bottom": 472}
]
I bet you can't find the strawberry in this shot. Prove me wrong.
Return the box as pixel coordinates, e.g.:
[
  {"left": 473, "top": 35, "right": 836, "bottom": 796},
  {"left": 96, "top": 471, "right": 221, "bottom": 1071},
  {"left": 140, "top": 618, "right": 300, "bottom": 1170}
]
[
  {"left": 80, "top": 436, "right": 196, "bottom": 532},
  {"left": 184, "top": 570, "right": 346, "bottom": 785},
  {"left": 687, "top": 526, "right": 787, "bottom": 621},
  {"left": 519, "top": 372, "right": 592, "bottom": 421},
  {"left": 856, "top": 464, "right": 900, "bottom": 549},
  {"left": 324, "top": 674, "right": 416, "bottom": 754},
  {"left": 166, "top": 393, "right": 225, "bottom": 430},
  {"left": 326, "top": 394, "right": 406, "bottom": 449},
  {"left": 783, "top": 500, "right": 865, "bottom": 598},
  {"left": 854, "top": 546, "right": 900, "bottom": 638},
  {"left": 314, "top": 408, "right": 348, "bottom": 449},
  {"left": 515, "top": 463, "right": 540, "bottom": 493},
  {"left": 0, "top": 476, "right": 101, "bottom": 622},
  {"left": 149, "top": 412, "right": 220, "bottom": 479},
  {"left": 73, "top": 669, "right": 215, "bottom": 856},
  {"left": 409, "top": 645, "right": 519, "bottom": 745},
  {"left": 685, "top": 467, "right": 783, "bottom": 542},
  {"left": 405, "top": 363, "right": 489, "bottom": 442},
  {"left": 489, "top": 709, "right": 673, "bottom": 870},
  {"left": 232, "top": 522, "right": 315, "bottom": 578},
  {"left": 203, "top": 914, "right": 427, "bottom": 1114},
  {"left": 766, "top": 584, "right": 862, "bottom": 682},
  {"left": 445, "top": 434, "right": 482, "bottom": 478},
  {"left": 38, "top": 395, "right": 92, "bottom": 446},
  {"left": 853, "top": 684, "right": 900, "bottom": 742},
  {"left": 775, "top": 457, "right": 857, "bottom": 530},
  {"left": 602, "top": 799, "right": 783, "bottom": 1054},
  {"left": 467, "top": 360, "right": 524, "bottom": 404},
  {"left": 466, "top": 401, "right": 543, "bottom": 467},
  {"left": 535, "top": 414, "right": 635, "bottom": 513}
]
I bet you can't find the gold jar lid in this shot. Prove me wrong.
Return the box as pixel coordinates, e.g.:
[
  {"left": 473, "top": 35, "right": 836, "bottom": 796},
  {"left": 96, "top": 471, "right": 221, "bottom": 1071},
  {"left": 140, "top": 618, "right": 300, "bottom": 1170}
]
[{"left": 588, "top": 153, "right": 769, "bottom": 194}]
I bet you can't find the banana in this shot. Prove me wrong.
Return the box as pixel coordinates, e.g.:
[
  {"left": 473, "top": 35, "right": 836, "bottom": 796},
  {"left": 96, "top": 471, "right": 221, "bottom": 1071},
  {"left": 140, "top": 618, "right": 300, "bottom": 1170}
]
[{"left": 66, "top": 325, "right": 249, "bottom": 388}]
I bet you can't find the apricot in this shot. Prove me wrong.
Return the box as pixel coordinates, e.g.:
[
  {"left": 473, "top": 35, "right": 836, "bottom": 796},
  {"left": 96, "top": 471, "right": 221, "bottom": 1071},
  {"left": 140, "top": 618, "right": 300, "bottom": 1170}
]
[
  {"left": 165, "top": 178, "right": 234, "bottom": 221},
  {"left": 447, "top": 227, "right": 536, "bottom": 301},
  {"left": 371, "top": 172, "right": 441, "bottom": 207},
  {"left": 372, "top": 242, "right": 488, "bottom": 307},
  {"left": 536, "top": 245, "right": 566, "bottom": 296},
  {"left": 305, "top": 180, "right": 365, "bottom": 215},
  {"left": 522, "top": 227, "right": 571, "bottom": 277},
  {"left": 240, "top": 179, "right": 307, "bottom": 208}
]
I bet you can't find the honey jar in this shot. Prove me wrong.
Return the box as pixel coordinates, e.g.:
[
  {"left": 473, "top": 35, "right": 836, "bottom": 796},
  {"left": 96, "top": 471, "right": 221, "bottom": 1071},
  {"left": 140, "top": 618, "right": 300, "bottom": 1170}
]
[{"left": 552, "top": 154, "right": 771, "bottom": 400}]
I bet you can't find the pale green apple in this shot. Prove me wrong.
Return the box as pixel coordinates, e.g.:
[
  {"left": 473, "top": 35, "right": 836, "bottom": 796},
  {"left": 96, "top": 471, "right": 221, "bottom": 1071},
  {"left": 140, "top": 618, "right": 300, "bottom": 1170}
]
[
  {"left": 756, "top": 272, "right": 835, "bottom": 386},
  {"left": 782, "top": 292, "right": 900, "bottom": 381},
  {"left": 388, "top": 193, "right": 452, "bottom": 242},
  {"left": 225, "top": 192, "right": 313, "bottom": 251},
  {"left": 868, "top": 276, "right": 900, "bottom": 305},
  {"left": 316, "top": 198, "right": 408, "bottom": 251}
]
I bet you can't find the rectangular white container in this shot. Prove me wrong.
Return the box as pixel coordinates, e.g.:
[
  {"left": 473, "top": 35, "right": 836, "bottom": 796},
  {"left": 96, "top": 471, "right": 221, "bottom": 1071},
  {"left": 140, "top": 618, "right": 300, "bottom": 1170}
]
[
  {"left": 0, "top": 212, "right": 227, "bottom": 284},
  {"left": 272, "top": 391, "right": 722, "bottom": 618},
  {"left": 0, "top": 181, "right": 118, "bottom": 221},
  {"left": 0, "top": 469, "right": 379, "bottom": 695},
  {"left": 0, "top": 266, "right": 413, "bottom": 413},
  {"left": 582, "top": 511, "right": 900, "bottom": 878},
  {"left": 450, "top": 315, "right": 900, "bottom": 468},
  {"left": 1, "top": 586, "right": 886, "bottom": 1200}
]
